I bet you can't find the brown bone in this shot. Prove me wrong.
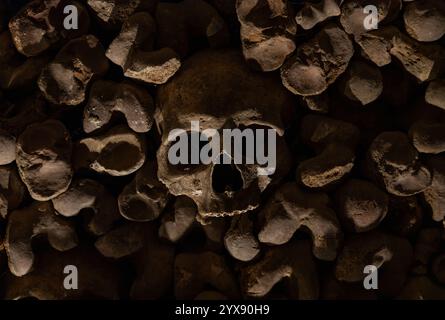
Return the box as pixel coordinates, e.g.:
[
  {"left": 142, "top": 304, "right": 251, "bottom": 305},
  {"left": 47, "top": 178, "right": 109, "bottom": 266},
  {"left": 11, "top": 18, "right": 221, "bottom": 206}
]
[
  {"left": 340, "top": 59, "right": 383, "bottom": 105},
  {"left": 240, "top": 240, "right": 319, "bottom": 299},
  {"left": 52, "top": 179, "right": 121, "bottom": 235},
  {"left": 236, "top": 0, "right": 296, "bottom": 71},
  {"left": 335, "top": 231, "right": 413, "bottom": 297},
  {"left": 9, "top": 0, "right": 90, "bottom": 57},
  {"left": 281, "top": 24, "right": 354, "bottom": 96},
  {"left": 38, "top": 35, "right": 109, "bottom": 106},
  {"left": 403, "top": 0, "right": 445, "bottom": 42},
  {"left": 84, "top": 80, "right": 155, "bottom": 134},
  {"left": 384, "top": 195, "right": 423, "bottom": 237},
  {"left": 224, "top": 212, "right": 260, "bottom": 262},
  {"left": 87, "top": 0, "right": 157, "bottom": 27},
  {"left": 130, "top": 223, "right": 175, "bottom": 300},
  {"left": 366, "top": 131, "right": 432, "bottom": 196},
  {"left": 159, "top": 196, "right": 197, "bottom": 243},
  {"left": 0, "top": 166, "right": 25, "bottom": 219},
  {"left": 175, "top": 251, "right": 240, "bottom": 299},
  {"left": 356, "top": 26, "right": 444, "bottom": 82},
  {"left": 398, "top": 276, "right": 445, "bottom": 300},
  {"left": 4, "top": 246, "right": 119, "bottom": 299},
  {"left": 0, "top": 129, "right": 15, "bottom": 165},
  {"left": 297, "top": 115, "right": 360, "bottom": 188},
  {"left": 296, "top": 0, "right": 342, "bottom": 30},
  {"left": 426, "top": 79, "right": 445, "bottom": 111},
  {"left": 340, "top": 0, "right": 402, "bottom": 37},
  {"left": 335, "top": 179, "right": 388, "bottom": 233},
  {"left": 409, "top": 120, "right": 445, "bottom": 154},
  {"left": 106, "top": 12, "right": 181, "bottom": 85},
  {"left": 74, "top": 125, "right": 146, "bottom": 177},
  {"left": 0, "top": 31, "right": 49, "bottom": 90}
]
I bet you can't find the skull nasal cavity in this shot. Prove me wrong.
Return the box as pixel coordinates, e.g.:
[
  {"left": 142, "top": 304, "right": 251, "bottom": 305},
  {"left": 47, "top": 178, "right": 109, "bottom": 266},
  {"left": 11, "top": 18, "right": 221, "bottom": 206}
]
[{"left": 212, "top": 164, "right": 243, "bottom": 194}]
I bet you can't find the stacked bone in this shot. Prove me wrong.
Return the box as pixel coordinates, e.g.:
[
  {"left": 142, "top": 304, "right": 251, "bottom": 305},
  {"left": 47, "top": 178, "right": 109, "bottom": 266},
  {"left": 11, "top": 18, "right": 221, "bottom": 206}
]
[{"left": 0, "top": 0, "right": 444, "bottom": 300}]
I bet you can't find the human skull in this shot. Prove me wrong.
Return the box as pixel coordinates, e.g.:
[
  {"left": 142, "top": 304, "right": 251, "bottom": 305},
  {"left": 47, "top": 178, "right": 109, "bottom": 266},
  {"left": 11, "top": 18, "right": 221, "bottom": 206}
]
[{"left": 156, "top": 49, "right": 293, "bottom": 217}]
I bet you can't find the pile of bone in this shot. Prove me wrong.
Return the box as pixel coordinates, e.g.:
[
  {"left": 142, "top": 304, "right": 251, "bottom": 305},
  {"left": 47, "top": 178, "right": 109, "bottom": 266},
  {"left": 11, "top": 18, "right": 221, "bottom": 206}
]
[{"left": 0, "top": 0, "right": 445, "bottom": 300}]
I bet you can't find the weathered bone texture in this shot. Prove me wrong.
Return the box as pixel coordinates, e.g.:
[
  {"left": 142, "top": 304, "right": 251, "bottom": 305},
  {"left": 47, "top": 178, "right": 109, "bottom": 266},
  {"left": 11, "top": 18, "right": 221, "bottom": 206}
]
[
  {"left": 4, "top": 247, "right": 120, "bottom": 300},
  {"left": 201, "top": 216, "right": 229, "bottom": 249},
  {"left": 340, "top": 0, "right": 402, "bottom": 36},
  {"left": 341, "top": 59, "right": 383, "bottom": 105},
  {"left": 159, "top": 197, "right": 230, "bottom": 247},
  {"left": 224, "top": 213, "right": 260, "bottom": 262},
  {"left": 5, "top": 201, "right": 78, "bottom": 277},
  {"left": 281, "top": 24, "right": 354, "bottom": 96},
  {"left": 384, "top": 195, "right": 422, "bottom": 237},
  {"left": 433, "top": 254, "right": 445, "bottom": 285},
  {"left": 295, "top": 0, "right": 342, "bottom": 30},
  {"left": 157, "top": 49, "right": 293, "bottom": 217},
  {"left": 366, "top": 132, "right": 432, "bottom": 196},
  {"left": 156, "top": 0, "right": 230, "bottom": 58},
  {"left": 84, "top": 80, "right": 155, "bottom": 134},
  {"left": 0, "top": 3, "right": 6, "bottom": 33},
  {"left": 403, "top": 0, "right": 445, "bottom": 42},
  {"left": 95, "top": 222, "right": 149, "bottom": 259},
  {"left": 236, "top": 0, "right": 296, "bottom": 71},
  {"left": 297, "top": 115, "right": 359, "bottom": 188},
  {"left": 16, "top": 120, "right": 73, "bottom": 201},
  {"left": 52, "top": 179, "right": 121, "bottom": 235},
  {"left": 409, "top": 120, "right": 445, "bottom": 154},
  {"left": 175, "top": 251, "right": 240, "bottom": 299},
  {"left": 130, "top": 223, "right": 175, "bottom": 299},
  {"left": 87, "top": 0, "right": 157, "bottom": 27},
  {"left": 335, "top": 179, "right": 388, "bottom": 233},
  {"left": 423, "top": 155, "right": 445, "bottom": 222},
  {"left": 240, "top": 240, "right": 319, "bottom": 299},
  {"left": 1, "top": 0, "right": 445, "bottom": 301},
  {"left": 355, "top": 26, "right": 397, "bottom": 67},
  {"left": 9, "top": 0, "right": 90, "bottom": 57},
  {"left": 38, "top": 35, "right": 109, "bottom": 106},
  {"left": 195, "top": 291, "right": 228, "bottom": 300},
  {"left": 356, "top": 26, "right": 444, "bottom": 82},
  {"left": 426, "top": 79, "right": 445, "bottom": 111},
  {"left": 398, "top": 276, "right": 445, "bottom": 300},
  {"left": 389, "top": 31, "right": 444, "bottom": 82},
  {"left": 106, "top": 12, "right": 181, "bottom": 85},
  {"left": 335, "top": 231, "right": 413, "bottom": 297},
  {"left": 0, "top": 31, "right": 49, "bottom": 90},
  {"left": 119, "top": 161, "right": 169, "bottom": 222},
  {"left": 321, "top": 274, "right": 377, "bottom": 300},
  {"left": 0, "top": 166, "right": 25, "bottom": 218},
  {"left": 258, "top": 183, "right": 341, "bottom": 261},
  {"left": 0, "top": 129, "right": 15, "bottom": 165},
  {"left": 413, "top": 228, "right": 441, "bottom": 275},
  {"left": 74, "top": 125, "right": 146, "bottom": 176},
  {"left": 159, "top": 196, "right": 197, "bottom": 242}
]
